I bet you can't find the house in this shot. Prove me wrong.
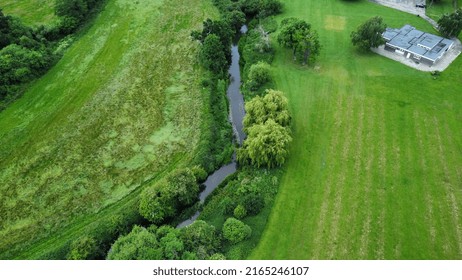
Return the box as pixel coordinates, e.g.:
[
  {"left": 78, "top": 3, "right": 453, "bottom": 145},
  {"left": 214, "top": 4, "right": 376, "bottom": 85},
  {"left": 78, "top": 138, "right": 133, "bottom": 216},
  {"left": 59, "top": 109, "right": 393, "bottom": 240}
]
[{"left": 382, "top": 25, "right": 454, "bottom": 66}]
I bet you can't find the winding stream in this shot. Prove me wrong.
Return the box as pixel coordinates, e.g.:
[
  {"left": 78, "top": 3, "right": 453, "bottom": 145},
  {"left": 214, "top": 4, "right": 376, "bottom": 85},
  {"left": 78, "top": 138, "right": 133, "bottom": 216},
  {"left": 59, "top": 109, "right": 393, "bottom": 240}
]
[{"left": 177, "top": 28, "right": 247, "bottom": 228}]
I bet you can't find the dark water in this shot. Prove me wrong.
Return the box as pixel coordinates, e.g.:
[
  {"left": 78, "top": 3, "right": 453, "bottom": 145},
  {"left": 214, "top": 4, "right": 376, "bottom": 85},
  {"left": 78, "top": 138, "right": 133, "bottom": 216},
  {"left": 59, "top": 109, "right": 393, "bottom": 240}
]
[
  {"left": 177, "top": 28, "right": 247, "bottom": 228},
  {"left": 227, "top": 45, "right": 246, "bottom": 145}
]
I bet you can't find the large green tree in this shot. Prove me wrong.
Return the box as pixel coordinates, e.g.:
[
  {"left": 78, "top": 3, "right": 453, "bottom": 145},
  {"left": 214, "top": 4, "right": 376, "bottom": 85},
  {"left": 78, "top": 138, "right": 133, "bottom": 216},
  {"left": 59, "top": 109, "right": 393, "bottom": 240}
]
[
  {"left": 139, "top": 168, "right": 198, "bottom": 224},
  {"left": 107, "top": 226, "right": 163, "bottom": 260},
  {"left": 199, "top": 34, "right": 228, "bottom": 75},
  {"left": 243, "top": 89, "right": 291, "bottom": 129},
  {"left": 351, "top": 16, "right": 387, "bottom": 51},
  {"left": 438, "top": 8, "right": 462, "bottom": 38},
  {"left": 222, "top": 218, "right": 252, "bottom": 244},
  {"left": 278, "top": 17, "right": 321, "bottom": 65},
  {"left": 238, "top": 118, "right": 292, "bottom": 168}
]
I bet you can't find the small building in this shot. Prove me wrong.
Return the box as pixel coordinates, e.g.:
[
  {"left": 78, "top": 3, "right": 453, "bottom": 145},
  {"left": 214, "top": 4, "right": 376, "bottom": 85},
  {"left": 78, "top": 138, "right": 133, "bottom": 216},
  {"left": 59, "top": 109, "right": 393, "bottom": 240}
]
[{"left": 382, "top": 25, "right": 454, "bottom": 66}]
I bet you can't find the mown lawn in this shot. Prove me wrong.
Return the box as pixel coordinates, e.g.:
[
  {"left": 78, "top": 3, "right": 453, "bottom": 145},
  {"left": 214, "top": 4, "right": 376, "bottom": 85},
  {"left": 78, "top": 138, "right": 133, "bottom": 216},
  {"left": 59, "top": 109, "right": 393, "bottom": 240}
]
[
  {"left": 1, "top": 0, "right": 55, "bottom": 25},
  {"left": 0, "top": 0, "right": 217, "bottom": 259},
  {"left": 251, "top": 0, "right": 462, "bottom": 259}
]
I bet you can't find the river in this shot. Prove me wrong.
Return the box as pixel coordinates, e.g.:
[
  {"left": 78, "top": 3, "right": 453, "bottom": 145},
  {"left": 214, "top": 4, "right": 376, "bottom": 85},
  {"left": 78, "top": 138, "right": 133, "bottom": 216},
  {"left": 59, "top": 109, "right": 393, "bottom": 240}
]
[{"left": 177, "top": 27, "right": 247, "bottom": 228}]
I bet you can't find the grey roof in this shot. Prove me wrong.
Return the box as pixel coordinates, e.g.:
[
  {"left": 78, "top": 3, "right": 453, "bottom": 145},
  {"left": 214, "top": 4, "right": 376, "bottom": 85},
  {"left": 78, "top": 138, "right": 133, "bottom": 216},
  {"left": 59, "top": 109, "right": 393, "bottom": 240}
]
[{"left": 382, "top": 25, "right": 454, "bottom": 62}]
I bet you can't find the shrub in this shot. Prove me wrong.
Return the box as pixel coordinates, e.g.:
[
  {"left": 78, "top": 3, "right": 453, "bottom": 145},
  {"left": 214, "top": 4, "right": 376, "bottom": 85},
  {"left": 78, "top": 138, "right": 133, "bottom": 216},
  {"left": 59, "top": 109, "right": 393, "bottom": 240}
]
[
  {"left": 180, "top": 220, "right": 221, "bottom": 259},
  {"left": 222, "top": 218, "right": 252, "bottom": 244},
  {"left": 67, "top": 236, "right": 98, "bottom": 260},
  {"left": 242, "top": 192, "right": 265, "bottom": 215},
  {"left": 233, "top": 204, "right": 247, "bottom": 219},
  {"left": 191, "top": 165, "right": 208, "bottom": 182},
  {"left": 247, "top": 61, "right": 271, "bottom": 91}
]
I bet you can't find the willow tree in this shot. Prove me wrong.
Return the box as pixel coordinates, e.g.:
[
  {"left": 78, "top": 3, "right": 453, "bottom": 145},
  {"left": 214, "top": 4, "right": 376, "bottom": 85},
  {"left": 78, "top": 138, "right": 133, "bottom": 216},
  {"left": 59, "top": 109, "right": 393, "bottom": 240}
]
[{"left": 238, "top": 119, "right": 292, "bottom": 168}]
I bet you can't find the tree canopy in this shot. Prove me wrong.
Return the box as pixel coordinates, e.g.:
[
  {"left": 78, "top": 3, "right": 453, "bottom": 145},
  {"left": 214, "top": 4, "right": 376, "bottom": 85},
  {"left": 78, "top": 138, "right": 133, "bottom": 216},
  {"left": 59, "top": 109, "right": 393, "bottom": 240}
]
[
  {"left": 222, "top": 218, "right": 252, "bottom": 244},
  {"left": 243, "top": 89, "right": 291, "bottom": 130},
  {"left": 139, "top": 168, "right": 198, "bottom": 224},
  {"left": 350, "top": 16, "right": 387, "bottom": 51},
  {"left": 277, "top": 17, "right": 321, "bottom": 65},
  {"left": 438, "top": 8, "right": 462, "bottom": 38},
  {"left": 238, "top": 118, "right": 292, "bottom": 168}
]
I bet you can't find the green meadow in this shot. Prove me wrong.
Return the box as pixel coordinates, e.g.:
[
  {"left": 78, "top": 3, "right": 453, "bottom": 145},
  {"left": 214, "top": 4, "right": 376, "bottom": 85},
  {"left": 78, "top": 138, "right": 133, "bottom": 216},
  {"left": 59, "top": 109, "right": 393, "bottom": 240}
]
[
  {"left": 0, "top": 0, "right": 217, "bottom": 258},
  {"left": 251, "top": 0, "right": 462, "bottom": 259},
  {"left": 1, "top": 0, "right": 55, "bottom": 25}
]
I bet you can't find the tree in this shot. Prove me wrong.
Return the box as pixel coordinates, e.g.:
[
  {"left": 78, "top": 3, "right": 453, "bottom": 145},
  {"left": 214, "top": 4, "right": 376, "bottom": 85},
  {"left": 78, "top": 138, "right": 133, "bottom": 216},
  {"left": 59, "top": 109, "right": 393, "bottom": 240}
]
[
  {"left": 225, "top": 10, "right": 246, "bottom": 32},
  {"left": 107, "top": 226, "right": 163, "bottom": 260},
  {"left": 222, "top": 218, "right": 252, "bottom": 244},
  {"left": 139, "top": 181, "right": 176, "bottom": 224},
  {"left": 243, "top": 89, "right": 291, "bottom": 130},
  {"left": 199, "top": 34, "right": 228, "bottom": 75},
  {"left": 351, "top": 16, "right": 387, "bottom": 51},
  {"left": 278, "top": 18, "right": 321, "bottom": 65},
  {"left": 166, "top": 168, "right": 199, "bottom": 206},
  {"left": 67, "top": 236, "right": 98, "bottom": 260},
  {"left": 238, "top": 119, "right": 292, "bottom": 168},
  {"left": 247, "top": 61, "right": 271, "bottom": 91},
  {"left": 438, "top": 9, "right": 462, "bottom": 38},
  {"left": 160, "top": 232, "right": 184, "bottom": 260},
  {"left": 180, "top": 220, "right": 221, "bottom": 259},
  {"left": 139, "top": 168, "right": 198, "bottom": 224}
]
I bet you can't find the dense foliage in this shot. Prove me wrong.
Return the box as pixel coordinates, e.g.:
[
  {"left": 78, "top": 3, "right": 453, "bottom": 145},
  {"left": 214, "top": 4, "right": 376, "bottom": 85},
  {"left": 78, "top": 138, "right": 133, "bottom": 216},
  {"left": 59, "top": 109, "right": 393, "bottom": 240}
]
[
  {"left": 139, "top": 168, "right": 199, "bottom": 224},
  {"left": 222, "top": 218, "right": 252, "bottom": 244},
  {"left": 246, "top": 61, "right": 272, "bottom": 91},
  {"left": 108, "top": 221, "right": 223, "bottom": 260},
  {"left": 438, "top": 8, "right": 462, "bottom": 38},
  {"left": 278, "top": 17, "right": 321, "bottom": 65},
  {"left": 239, "top": 89, "right": 292, "bottom": 168},
  {"left": 0, "top": 1, "right": 105, "bottom": 109},
  {"left": 350, "top": 16, "right": 387, "bottom": 51},
  {"left": 243, "top": 89, "right": 290, "bottom": 129}
]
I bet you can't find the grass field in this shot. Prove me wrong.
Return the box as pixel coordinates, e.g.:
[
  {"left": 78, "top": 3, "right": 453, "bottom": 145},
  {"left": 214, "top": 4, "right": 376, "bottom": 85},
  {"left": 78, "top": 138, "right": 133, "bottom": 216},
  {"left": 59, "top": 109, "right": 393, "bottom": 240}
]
[
  {"left": 0, "top": 0, "right": 217, "bottom": 258},
  {"left": 427, "top": 0, "right": 459, "bottom": 21},
  {"left": 1, "top": 0, "right": 55, "bottom": 25},
  {"left": 251, "top": 0, "right": 462, "bottom": 259}
]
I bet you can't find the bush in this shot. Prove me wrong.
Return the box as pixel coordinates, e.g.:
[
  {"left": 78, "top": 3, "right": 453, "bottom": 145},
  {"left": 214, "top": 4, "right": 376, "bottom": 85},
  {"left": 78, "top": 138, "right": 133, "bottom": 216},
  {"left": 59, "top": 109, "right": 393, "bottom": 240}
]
[
  {"left": 220, "top": 196, "right": 237, "bottom": 215},
  {"left": 222, "top": 218, "right": 252, "bottom": 244},
  {"left": 242, "top": 192, "right": 264, "bottom": 215},
  {"left": 67, "top": 236, "right": 98, "bottom": 260},
  {"left": 247, "top": 61, "right": 271, "bottom": 91},
  {"left": 191, "top": 165, "right": 208, "bottom": 182},
  {"left": 180, "top": 220, "right": 221, "bottom": 259},
  {"left": 233, "top": 204, "right": 247, "bottom": 219}
]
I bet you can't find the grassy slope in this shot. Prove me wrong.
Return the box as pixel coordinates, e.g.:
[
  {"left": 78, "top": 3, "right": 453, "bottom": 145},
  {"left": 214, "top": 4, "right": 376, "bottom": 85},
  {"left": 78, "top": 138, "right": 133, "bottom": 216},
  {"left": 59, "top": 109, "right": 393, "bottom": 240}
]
[
  {"left": 427, "top": 0, "right": 459, "bottom": 21},
  {"left": 0, "top": 0, "right": 216, "bottom": 258},
  {"left": 251, "top": 0, "right": 462, "bottom": 259},
  {"left": 1, "top": 0, "right": 55, "bottom": 25}
]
